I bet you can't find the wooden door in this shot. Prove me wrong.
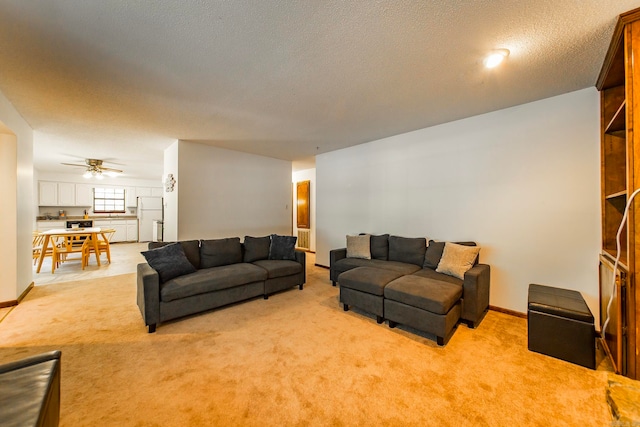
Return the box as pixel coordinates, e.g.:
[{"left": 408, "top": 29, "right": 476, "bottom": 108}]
[{"left": 296, "top": 180, "right": 310, "bottom": 229}]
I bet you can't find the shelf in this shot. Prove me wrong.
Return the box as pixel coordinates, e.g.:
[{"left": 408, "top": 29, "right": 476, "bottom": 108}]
[
  {"left": 605, "top": 100, "right": 626, "bottom": 136},
  {"left": 603, "top": 248, "right": 628, "bottom": 270},
  {"left": 606, "top": 190, "right": 628, "bottom": 200}
]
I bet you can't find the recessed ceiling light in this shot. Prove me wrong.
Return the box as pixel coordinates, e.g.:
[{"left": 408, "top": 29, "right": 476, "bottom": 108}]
[{"left": 484, "top": 49, "right": 510, "bottom": 68}]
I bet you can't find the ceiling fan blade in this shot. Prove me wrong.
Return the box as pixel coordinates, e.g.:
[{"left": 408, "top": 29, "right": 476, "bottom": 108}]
[
  {"left": 61, "top": 162, "right": 87, "bottom": 167},
  {"left": 99, "top": 166, "right": 123, "bottom": 173}
]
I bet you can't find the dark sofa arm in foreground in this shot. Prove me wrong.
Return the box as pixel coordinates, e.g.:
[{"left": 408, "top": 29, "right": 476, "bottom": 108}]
[
  {"left": 461, "top": 263, "right": 491, "bottom": 328},
  {"left": 137, "top": 263, "right": 161, "bottom": 333},
  {"left": 0, "top": 350, "right": 62, "bottom": 427}
]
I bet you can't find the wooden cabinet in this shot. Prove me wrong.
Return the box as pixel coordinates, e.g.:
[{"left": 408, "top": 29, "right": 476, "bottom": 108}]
[
  {"left": 125, "top": 187, "right": 137, "bottom": 207},
  {"left": 126, "top": 220, "right": 138, "bottom": 241},
  {"left": 57, "top": 183, "right": 75, "bottom": 206},
  {"left": 151, "top": 187, "right": 163, "bottom": 197},
  {"left": 597, "top": 7, "right": 640, "bottom": 379}
]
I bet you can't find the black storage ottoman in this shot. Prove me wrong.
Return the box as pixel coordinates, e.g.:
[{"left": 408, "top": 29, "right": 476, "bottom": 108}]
[{"left": 527, "top": 283, "right": 595, "bottom": 369}]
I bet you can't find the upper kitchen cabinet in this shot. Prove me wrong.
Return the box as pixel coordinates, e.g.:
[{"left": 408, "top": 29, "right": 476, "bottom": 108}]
[
  {"left": 75, "top": 184, "right": 94, "bottom": 206},
  {"left": 39, "top": 181, "right": 75, "bottom": 206},
  {"left": 38, "top": 181, "right": 94, "bottom": 207}
]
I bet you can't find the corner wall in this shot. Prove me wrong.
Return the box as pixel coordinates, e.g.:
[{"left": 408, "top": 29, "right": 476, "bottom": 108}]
[
  {"left": 316, "top": 88, "right": 601, "bottom": 319},
  {"left": 0, "top": 90, "right": 34, "bottom": 302},
  {"left": 168, "top": 141, "right": 292, "bottom": 240}
]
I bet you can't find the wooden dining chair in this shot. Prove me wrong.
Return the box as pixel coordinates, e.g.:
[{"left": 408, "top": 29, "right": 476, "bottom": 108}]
[
  {"left": 82, "top": 228, "right": 115, "bottom": 268},
  {"left": 51, "top": 234, "right": 90, "bottom": 273},
  {"left": 33, "top": 231, "right": 59, "bottom": 268}
]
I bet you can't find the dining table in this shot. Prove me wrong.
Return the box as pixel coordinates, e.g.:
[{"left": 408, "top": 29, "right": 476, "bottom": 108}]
[{"left": 36, "top": 227, "right": 103, "bottom": 273}]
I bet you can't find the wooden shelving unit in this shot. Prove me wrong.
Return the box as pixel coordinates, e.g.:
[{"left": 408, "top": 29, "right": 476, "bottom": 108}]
[{"left": 597, "top": 7, "right": 640, "bottom": 379}]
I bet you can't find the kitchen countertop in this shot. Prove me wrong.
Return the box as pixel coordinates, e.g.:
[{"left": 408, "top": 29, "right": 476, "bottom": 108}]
[{"left": 37, "top": 216, "right": 137, "bottom": 221}]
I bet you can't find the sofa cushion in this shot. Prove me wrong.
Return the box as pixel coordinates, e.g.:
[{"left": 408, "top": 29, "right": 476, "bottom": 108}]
[
  {"left": 388, "top": 236, "right": 426, "bottom": 267},
  {"left": 161, "top": 263, "right": 268, "bottom": 302},
  {"left": 200, "top": 237, "right": 243, "bottom": 269},
  {"left": 346, "top": 234, "right": 371, "bottom": 259},
  {"left": 148, "top": 240, "right": 201, "bottom": 269},
  {"left": 384, "top": 275, "right": 463, "bottom": 315},
  {"left": 424, "top": 240, "right": 476, "bottom": 269},
  {"left": 243, "top": 236, "right": 271, "bottom": 263},
  {"left": 338, "top": 267, "right": 404, "bottom": 296},
  {"left": 333, "top": 258, "right": 421, "bottom": 276},
  {"left": 269, "top": 234, "right": 297, "bottom": 260},
  {"left": 436, "top": 242, "right": 481, "bottom": 279},
  {"left": 141, "top": 243, "right": 197, "bottom": 283},
  {"left": 411, "top": 268, "right": 463, "bottom": 286},
  {"left": 253, "top": 259, "right": 302, "bottom": 279},
  {"left": 370, "top": 234, "right": 389, "bottom": 260}
]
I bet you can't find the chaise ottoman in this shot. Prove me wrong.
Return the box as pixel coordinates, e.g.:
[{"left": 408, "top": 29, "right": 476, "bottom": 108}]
[
  {"left": 339, "top": 267, "right": 404, "bottom": 324},
  {"left": 384, "top": 275, "right": 462, "bottom": 345}
]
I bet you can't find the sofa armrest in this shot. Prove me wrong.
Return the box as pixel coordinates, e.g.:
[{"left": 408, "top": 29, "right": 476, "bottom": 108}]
[
  {"left": 137, "top": 263, "right": 161, "bottom": 333},
  {"left": 461, "top": 264, "right": 491, "bottom": 328},
  {"left": 295, "top": 250, "right": 306, "bottom": 283},
  {"left": 330, "top": 248, "right": 347, "bottom": 285}
]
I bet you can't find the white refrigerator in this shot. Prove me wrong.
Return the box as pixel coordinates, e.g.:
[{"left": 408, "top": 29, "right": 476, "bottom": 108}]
[{"left": 137, "top": 196, "right": 163, "bottom": 242}]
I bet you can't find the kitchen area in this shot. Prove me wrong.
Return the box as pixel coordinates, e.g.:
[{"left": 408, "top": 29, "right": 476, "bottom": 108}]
[{"left": 36, "top": 181, "right": 164, "bottom": 243}]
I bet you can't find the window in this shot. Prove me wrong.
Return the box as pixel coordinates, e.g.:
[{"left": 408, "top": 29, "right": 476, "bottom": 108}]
[{"left": 93, "top": 188, "right": 126, "bottom": 213}]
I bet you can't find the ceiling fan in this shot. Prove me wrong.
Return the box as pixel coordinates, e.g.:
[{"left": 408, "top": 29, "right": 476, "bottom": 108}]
[{"left": 61, "top": 158, "right": 123, "bottom": 179}]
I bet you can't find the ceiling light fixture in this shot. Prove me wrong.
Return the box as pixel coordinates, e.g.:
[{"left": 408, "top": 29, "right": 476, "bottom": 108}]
[{"left": 484, "top": 48, "right": 510, "bottom": 69}]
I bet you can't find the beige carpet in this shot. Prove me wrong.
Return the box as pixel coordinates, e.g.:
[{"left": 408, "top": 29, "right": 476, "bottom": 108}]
[{"left": 0, "top": 268, "right": 611, "bottom": 426}]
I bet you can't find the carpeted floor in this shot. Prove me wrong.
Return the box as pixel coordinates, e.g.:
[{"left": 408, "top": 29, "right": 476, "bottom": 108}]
[{"left": 0, "top": 265, "right": 612, "bottom": 426}]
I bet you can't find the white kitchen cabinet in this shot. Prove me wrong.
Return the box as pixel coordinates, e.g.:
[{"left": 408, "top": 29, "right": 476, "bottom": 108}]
[
  {"left": 111, "top": 224, "right": 127, "bottom": 242},
  {"left": 57, "top": 183, "right": 76, "bottom": 206},
  {"left": 125, "top": 187, "right": 137, "bottom": 207},
  {"left": 75, "top": 184, "right": 94, "bottom": 206},
  {"left": 38, "top": 182, "right": 58, "bottom": 206},
  {"left": 126, "top": 220, "right": 138, "bottom": 241},
  {"left": 94, "top": 218, "right": 137, "bottom": 242},
  {"left": 151, "top": 187, "right": 163, "bottom": 197},
  {"left": 136, "top": 187, "right": 152, "bottom": 197}
]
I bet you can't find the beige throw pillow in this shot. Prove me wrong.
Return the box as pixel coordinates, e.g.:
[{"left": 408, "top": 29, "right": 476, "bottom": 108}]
[
  {"left": 436, "top": 242, "right": 480, "bottom": 279},
  {"left": 346, "top": 234, "right": 371, "bottom": 259}
]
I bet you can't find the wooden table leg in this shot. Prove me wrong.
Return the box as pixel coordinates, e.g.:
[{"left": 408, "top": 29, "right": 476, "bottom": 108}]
[{"left": 91, "top": 233, "right": 101, "bottom": 266}]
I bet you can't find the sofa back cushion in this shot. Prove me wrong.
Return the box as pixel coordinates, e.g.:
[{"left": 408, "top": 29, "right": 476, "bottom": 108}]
[
  {"left": 388, "top": 236, "right": 426, "bottom": 267},
  {"left": 148, "top": 240, "right": 201, "bottom": 269},
  {"left": 200, "top": 237, "right": 242, "bottom": 268},
  {"left": 141, "top": 242, "right": 197, "bottom": 283},
  {"left": 243, "top": 235, "right": 271, "bottom": 262},
  {"left": 424, "top": 240, "right": 477, "bottom": 269},
  {"left": 370, "top": 234, "right": 389, "bottom": 260}
]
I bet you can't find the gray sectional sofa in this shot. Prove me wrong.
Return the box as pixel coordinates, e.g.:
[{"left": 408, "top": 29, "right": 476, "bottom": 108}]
[
  {"left": 137, "top": 235, "right": 305, "bottom": 333},
  {"left": 330, "top": 234, "right": 490, "bottom": 345}
]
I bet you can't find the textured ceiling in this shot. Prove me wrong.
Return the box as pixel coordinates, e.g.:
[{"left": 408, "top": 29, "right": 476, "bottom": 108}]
[{"left": 0, "top": 1, "right": 639, "bottom": 179}]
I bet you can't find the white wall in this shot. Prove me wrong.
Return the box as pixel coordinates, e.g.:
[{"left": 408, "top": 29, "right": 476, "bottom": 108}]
[
  {"left": 163, "top": 141, "right": 179, "bottom": 242},
  {"left": 317, "top": 88, "right": 601, "bottom": 319},
  {"left": 0, "top": 90, "right": 34, "bottom": 302},
  {"left": 293, "top": 168, "right": 317, "bottom": 252},
  {"left": 168, "top": 141, "right": 292, "bottom": 241}
]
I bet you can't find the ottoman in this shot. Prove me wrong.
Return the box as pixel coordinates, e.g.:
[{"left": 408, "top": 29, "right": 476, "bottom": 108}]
[
  {"left": 384, "top": 275, "right": 462, "bottom": 346},
  {"left": 339, "top": 267, "right": 404, "bottom": 323},
  {"left": 527, "top": 283, "right": 596, "bottom": 369}
]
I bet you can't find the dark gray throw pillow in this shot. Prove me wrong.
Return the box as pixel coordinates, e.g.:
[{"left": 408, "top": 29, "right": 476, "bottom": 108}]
[
  {"left": 388, "top": 236, "right": 427, "bottom": 266},
  {"left": 244, "top": 235, "right": 271, "bottom": 262},
  {"left": 200, "top": 237, "right": 243, "bottom": 269},
  {"left": 424, "top": 240, "right": 477, "bottom": 269},
  {"left": 148, "top": 240, "right": 201, "bottom": 269},
  {"left": 370, "top": 234, "right": 389, "bottom": 260},
  {"left": 268, "top": 234, "right": 297, "bottom": 260},
  {"left": 141, "top": 242, "right": 197, "bottom": 283}
]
